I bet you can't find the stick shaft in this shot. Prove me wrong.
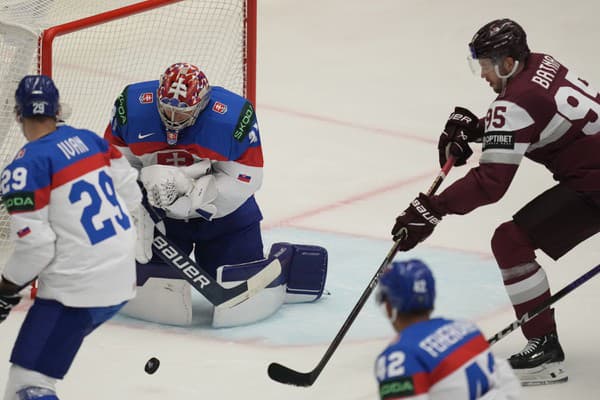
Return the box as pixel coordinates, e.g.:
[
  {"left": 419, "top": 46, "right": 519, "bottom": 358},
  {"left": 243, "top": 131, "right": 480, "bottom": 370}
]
[
  {"left": 268, "top": 157, "right": 455, "bottom": 386},
  {"left": 488, "top": 263, "right": 600, "bottom": 345}
]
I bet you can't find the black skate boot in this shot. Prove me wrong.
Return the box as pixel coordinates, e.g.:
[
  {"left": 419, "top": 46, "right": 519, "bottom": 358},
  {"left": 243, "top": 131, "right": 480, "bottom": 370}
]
[{"left": 509, "top": 332, "right": 567, "bottom": 386}]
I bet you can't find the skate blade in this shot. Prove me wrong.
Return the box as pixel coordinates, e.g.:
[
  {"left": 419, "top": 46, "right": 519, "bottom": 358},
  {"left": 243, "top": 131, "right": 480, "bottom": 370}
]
[{"left": 514, "top": 361, "right": 568, "bottom": 386}]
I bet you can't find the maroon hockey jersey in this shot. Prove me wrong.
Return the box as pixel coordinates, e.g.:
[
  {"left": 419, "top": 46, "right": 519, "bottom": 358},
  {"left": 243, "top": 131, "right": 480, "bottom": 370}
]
[{"left": 432, "top": 52, "right": 600, "bottom": 215}]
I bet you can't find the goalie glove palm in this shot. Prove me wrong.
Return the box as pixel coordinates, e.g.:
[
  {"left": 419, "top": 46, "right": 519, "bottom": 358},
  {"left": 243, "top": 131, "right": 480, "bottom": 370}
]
[
  {"left": 164, "top": 175, "right": 218, "bottom": 220},
  {"left": 140, "top": 164, "right": 193, "bottom": 208}
]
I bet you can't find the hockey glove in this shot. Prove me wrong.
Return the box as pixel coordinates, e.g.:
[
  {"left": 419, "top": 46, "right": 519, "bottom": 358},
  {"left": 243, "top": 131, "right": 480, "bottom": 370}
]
[
  {"left": 163, "top": 175, "right": 218, "bottom": 220},
  {"left": 140, "top": 165, "right": 194, "bottom": 208},
  {"left": 438, "top": 106, "right": 484, "bottom": 168},
  {"left": 0, "top": 293, "right": 21, "bottom": 323},
  {"left": 392, "top": 193, "right": 442, "bottom": 251}
]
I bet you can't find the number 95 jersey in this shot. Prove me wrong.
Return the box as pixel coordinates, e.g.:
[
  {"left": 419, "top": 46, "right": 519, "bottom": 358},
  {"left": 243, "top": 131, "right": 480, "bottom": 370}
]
[
  {"left": 1, "top": 125, "right": 142, "bottom": 307},
  {"left": 375, "top": 318, "right": 521, "bottom": 399}
]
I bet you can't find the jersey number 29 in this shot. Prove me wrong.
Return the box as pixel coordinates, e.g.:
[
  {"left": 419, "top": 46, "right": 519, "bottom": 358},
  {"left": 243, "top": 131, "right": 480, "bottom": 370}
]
[{"left": 69, "top": 170, "right": 131, "bottom": 244}]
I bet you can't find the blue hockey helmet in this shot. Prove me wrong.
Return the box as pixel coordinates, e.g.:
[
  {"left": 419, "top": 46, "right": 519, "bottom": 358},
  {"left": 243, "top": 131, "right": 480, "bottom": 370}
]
[
  {"left": 14, "top": 75, "right": 60, "bottom": 118},
  {"left": 375, "top": 259, "right": 435, "bottom": 313}
]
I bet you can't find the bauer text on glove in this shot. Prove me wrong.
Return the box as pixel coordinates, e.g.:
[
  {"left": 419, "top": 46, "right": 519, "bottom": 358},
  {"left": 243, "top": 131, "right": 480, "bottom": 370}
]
[
  {"left": 438, "top": 106, "right": 483, "bottom": 168},
  {"left": 391, "top": 193, "right": 442, "bottom": 251}
]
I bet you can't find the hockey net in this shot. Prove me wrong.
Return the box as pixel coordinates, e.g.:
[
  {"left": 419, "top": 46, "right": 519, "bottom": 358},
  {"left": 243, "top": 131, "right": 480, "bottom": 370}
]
[{"left": 0, "top": 0, "right": 256, "bottom": 273}]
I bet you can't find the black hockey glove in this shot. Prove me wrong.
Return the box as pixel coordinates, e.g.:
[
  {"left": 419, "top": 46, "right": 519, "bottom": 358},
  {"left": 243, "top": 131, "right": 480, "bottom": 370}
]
[
  {"left": 391, "top": 193, "right": 442, "bottom": 251},
  {"left": 0, "top": 293, "right": 21, "bottom": 323},
  {"left": 438, "top": 106, "right": 484, "bottom": 168}
]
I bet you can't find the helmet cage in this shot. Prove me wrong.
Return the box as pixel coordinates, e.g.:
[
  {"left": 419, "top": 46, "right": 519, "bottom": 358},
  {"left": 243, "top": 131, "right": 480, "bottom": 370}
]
[{"left": 157, "top": 95, "right": 208, "bottom": 132}]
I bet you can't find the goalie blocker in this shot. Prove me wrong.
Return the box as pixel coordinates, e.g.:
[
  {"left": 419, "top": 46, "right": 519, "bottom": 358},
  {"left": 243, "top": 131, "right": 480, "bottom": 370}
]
[{"left": 120, "top": 242, "right": 328, "bottom": 327}]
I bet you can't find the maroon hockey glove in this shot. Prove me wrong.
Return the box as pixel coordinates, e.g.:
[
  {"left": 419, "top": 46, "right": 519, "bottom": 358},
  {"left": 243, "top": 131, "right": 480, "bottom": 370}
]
[
  {"left": 0, "top": 293, "right": 21, "bottom": 323},
  {"left": 391, "top": 193, "right": 442, "bottom": 251},
  {"left": 438, "top": 106, "right": 484, "bottom": 168}
]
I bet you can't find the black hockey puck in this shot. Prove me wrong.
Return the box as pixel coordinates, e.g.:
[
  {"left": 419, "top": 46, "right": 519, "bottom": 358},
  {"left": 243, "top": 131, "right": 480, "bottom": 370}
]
[{"left": 144, "top": 357, "right": 160, "bottom": 374}]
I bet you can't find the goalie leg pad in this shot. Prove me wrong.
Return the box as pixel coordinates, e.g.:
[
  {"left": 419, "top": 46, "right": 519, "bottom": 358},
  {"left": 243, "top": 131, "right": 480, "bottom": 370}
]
[
  {"left": 120, "top": 271, "right": 192, "bottom": 326},
  {"left": 135, "top": 261, "right": 184, "bottom": 286},
  {"left": 213, "top": 257, "right": 285, "bottom": 327},
  {"left": 268, "top": 242, "right": 328, "bottom": 304}
]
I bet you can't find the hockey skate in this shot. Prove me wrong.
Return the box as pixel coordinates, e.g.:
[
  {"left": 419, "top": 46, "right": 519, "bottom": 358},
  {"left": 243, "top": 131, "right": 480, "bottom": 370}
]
[{"left": 508, "top": 332, "right": 568, "bottom": 386}]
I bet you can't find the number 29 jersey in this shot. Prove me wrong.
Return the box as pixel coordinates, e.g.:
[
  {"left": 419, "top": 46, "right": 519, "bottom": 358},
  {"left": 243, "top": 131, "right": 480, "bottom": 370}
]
[
  {"left": 375, "top": 318, "right": 520, "bottom": 400},
  {"left": 1, "top": 125, "right": 141, "bottom": 307}
]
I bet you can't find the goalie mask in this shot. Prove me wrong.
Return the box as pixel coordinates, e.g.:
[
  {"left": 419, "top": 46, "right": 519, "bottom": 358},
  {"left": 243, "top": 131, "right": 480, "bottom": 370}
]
[
  {"left": 375, "top": 259, "right": 435, "bottom": 314},
  {"left": 157, "top": 63, "right": 211, "bottom": 145}
]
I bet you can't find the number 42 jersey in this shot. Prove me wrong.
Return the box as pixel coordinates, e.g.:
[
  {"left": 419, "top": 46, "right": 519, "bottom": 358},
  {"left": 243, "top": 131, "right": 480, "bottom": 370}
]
[
  {"left": 375, "top": 318, "right": 521, "bottom": 400},
  {"left": 0, "top": 125, "right": 142, "bottom": 307}
]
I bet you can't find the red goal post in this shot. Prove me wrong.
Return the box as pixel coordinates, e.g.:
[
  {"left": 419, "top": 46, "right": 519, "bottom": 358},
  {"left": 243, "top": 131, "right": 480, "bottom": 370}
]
[{"left": 0, "top": 0, "right": 256, "bottom": 274}]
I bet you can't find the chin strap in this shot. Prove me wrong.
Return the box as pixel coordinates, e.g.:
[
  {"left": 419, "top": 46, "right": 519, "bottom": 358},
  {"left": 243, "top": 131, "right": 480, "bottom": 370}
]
[{"left": 495, "top": 60, "right": 520, "bottom": 91}]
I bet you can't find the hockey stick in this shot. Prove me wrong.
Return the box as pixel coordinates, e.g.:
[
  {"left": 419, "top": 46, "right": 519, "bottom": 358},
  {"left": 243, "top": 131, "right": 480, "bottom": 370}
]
[
  {"left": 487, "top": 263, "right": 600, "bottom": 345},
  {"left": 267, "top": 157, "right": 455, "bottom": 387},
  {"left": 143, "top": 203, "right": 281, "bottom": 308}
]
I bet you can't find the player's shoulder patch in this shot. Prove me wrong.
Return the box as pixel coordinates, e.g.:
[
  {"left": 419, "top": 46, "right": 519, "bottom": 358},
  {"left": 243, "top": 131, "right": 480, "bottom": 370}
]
[
  {"left": 483, "top": 131, "right": 515, "bottom": 150},
  {"left": 114, "top": 85, "right": 130, "bottom": 127},
  {"left": 232, "top": 101, "right": 256, "bottom": 142},
  {"left": 2, "top": 191, "right": 35, "bottom": 213},
  {"left": 379, "top": 376, "right": 416, "bottom": 399}
]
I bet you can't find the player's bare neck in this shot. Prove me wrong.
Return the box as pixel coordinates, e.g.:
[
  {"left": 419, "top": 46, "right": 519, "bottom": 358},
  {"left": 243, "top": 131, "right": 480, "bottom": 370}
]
[
  {"left": 394, "top": 313, "right": 431, "bottom": 332},
  {"left": 22, "top": 118, "right": 57, "bottom": 141}
]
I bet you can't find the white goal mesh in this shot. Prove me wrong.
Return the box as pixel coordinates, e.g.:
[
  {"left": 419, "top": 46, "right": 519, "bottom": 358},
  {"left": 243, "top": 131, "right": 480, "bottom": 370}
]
[{"left": 0, "top": 0, "right": 255, "bottom": 272}]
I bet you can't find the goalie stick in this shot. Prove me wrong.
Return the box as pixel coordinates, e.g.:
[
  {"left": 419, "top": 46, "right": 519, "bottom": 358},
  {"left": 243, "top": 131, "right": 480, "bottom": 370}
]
[
  {"left": 267, "top": 157, "right": 455, "bottom": 387},
  {"left": 143, "top": 203, "right": 281, "bottom": 308},
  {"left": 487, "top": 263, "right": 600, "bottom": 345}
]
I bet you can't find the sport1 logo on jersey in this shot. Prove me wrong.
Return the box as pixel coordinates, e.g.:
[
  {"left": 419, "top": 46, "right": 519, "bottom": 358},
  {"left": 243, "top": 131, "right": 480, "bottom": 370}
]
[{"left": 69, "top": 170, "right": 131, "bottom": 245}]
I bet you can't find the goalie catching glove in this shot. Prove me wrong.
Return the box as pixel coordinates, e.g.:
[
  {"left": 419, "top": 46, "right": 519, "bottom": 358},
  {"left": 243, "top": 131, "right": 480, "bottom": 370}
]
[
  {"left": 392, "top": 193, "right": 443, "bottom": 251},
  {"left": 140, "top": 162, "right": 217, "bottom": 220}
]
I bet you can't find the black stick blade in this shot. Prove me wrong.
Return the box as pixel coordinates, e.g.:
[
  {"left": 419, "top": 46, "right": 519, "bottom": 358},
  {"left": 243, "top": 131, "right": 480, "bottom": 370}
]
[{"left": 267, "top": 362, "right": 315, "bottom": 387}]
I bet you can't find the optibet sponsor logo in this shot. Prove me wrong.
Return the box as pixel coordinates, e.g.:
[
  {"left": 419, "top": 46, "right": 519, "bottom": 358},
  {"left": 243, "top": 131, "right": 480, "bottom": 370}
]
[
  {"left": 139, "top": 92, "right": 153, "bottom": 104},
  {"left": 483, "top": 132, "right": 515, "bottom": 150},
  {"left": 212, "top": 101, "right": 227, "bottom": 114}
]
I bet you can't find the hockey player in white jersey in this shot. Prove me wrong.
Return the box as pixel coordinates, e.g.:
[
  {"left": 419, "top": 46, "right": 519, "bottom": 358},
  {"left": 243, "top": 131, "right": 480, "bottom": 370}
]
[
  {"left": 374, "top": 259, "right": 521, "bottom": 399},
  {"left": 0, "top": 75, "right": 142, "bottom": 400}
]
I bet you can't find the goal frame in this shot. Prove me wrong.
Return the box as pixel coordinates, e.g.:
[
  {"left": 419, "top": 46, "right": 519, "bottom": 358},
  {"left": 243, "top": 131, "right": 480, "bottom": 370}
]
[{"left": 37, "top": 0, "right": 256, "bottom": 104}]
